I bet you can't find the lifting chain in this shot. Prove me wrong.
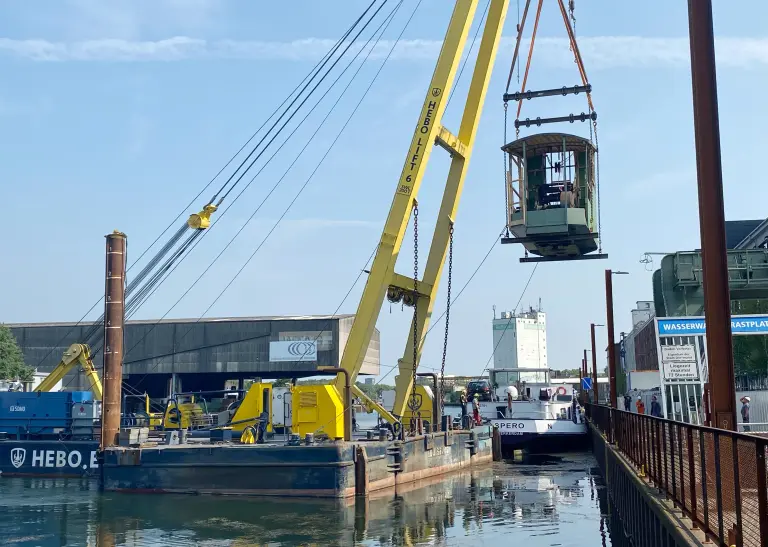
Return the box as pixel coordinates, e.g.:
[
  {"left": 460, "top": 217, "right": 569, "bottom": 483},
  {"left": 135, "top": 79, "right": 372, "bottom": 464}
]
[
  {"left": 409, "top": 202, "right": 420, "bottom": 434},
  {"left": 439, "top": 222, "right": 454, "bottom": 423}
]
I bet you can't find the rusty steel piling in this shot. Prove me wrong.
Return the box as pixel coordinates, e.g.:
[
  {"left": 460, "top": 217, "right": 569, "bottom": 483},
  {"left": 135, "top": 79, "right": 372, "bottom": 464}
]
[
  {"left": 101, "top": 231, "right": 127, "bottom": 450},
  {"left": 687, "top": 0, "right": 737, "bottom": 431}
]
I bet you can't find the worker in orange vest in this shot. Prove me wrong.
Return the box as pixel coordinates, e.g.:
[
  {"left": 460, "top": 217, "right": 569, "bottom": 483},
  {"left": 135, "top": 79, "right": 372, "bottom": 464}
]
[{"left": 635, "top": 396, "right": 646, "bottom": 415}]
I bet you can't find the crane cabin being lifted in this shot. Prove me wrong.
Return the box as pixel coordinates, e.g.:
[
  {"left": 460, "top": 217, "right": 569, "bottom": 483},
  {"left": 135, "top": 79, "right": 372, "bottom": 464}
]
[
  {"left": 502, "top": 132, "right": 601, "bottom": 261},
  {"left": 500, "top": 0, "right": 606, "bottom": 263}
]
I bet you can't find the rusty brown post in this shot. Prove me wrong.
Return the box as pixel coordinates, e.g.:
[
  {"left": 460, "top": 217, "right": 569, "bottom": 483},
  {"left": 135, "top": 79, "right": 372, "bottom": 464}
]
[
  {"left": 591, "top": 323, "right": 599, "bottom": 404},
  {"left": 605, "top": 270, "right": 617, "bottom": 408},
  {"left": 687, "top": 0, "right": 737, "bottom": 431},
  {"left": 101, "top": 231, "right": 127, "bottom": 450}
]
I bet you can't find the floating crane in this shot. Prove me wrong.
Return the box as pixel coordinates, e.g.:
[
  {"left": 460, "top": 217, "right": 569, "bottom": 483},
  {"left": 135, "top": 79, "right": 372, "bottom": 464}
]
[
  {"left": 334, "top": 0, "right": 605, "bottom": 435},
  {"left": 33, "top": 0, "right": 603, "bottom": 442}
]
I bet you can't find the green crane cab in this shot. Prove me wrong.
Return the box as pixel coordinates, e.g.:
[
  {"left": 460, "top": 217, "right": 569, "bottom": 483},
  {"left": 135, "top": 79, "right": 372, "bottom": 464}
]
[{"left": 501, "top": 132, "right": 607, "bottom": 263}]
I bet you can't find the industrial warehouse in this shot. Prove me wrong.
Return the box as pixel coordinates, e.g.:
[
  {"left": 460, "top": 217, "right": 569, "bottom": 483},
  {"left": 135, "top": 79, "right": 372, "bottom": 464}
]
[{"left": 7, "top": 315, "right": 380, "bottom": 397}]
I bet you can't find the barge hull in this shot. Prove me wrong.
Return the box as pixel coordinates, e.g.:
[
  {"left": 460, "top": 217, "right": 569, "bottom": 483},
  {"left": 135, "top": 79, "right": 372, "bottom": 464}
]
[
  {"left": 0, "top": 440, "right": 100, "bottom": 477},
  {"left": 102, "top": 428, "right": 492, "bottom": 498},
  {"left": 491, "top": 418, "right": 588, "bottom": 454}
]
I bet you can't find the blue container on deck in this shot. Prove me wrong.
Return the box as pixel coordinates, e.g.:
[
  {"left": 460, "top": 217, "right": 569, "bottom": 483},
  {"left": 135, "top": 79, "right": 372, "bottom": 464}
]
[
  {"left": 0, "top": 391, "right": 90, "bottom": 439},
  {"left": 71, "top": 392, "right": 93, "bottom": 403}
]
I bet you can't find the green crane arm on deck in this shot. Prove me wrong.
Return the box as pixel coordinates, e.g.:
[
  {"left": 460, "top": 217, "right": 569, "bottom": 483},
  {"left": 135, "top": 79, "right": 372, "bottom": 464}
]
[{"left": 335, "top": 0, "right": 510, "bottom": 423}]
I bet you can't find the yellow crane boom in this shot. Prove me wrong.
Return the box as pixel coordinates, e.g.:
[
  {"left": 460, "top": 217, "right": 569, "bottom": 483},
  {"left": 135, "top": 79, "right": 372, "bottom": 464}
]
[
  {"left": 335, "top": 0, "right": 510, "bottom": 422},
  {"left": 34, "top": 343, "right": 103, "bottom": 399}
]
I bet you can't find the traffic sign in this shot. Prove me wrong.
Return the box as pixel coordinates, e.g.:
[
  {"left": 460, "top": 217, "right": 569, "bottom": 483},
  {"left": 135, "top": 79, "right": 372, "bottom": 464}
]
[{"left": 581, "top": 377, "right": 593, "bottom": 390}]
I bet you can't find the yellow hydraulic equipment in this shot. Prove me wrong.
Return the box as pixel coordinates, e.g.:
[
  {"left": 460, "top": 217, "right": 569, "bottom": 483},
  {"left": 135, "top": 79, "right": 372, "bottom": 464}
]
[
  {"left": 230, "top": 383, "right": 344, "bottom": 440},
  {"left": 161, "top": 382, "right": 345, "bottom": 441},
  {"left": 162, "top": 394, "right": 210, "bottom": 430},
  {"left": 230, "top": 382, "right": 273, "bottom": 434},
  {"left": 289, "top": 384, "right": 344, "bottom": 440},
  {"left": 187, "top": 203, "right": 218, "bottom": 230},
  {"left": 398, "top": 385, "right": 435, "bottom": 430},
  {"left": 34, "top": 343, "right": 103, "bottom": 399},
  {"left": 334, "top": 0, "right": 510, "bottom": 423}
]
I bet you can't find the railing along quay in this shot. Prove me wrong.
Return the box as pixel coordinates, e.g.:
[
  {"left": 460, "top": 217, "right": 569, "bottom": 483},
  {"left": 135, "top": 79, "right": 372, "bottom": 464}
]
[{"left": 586, "top": 404, "right": 768, "bottom": 547}]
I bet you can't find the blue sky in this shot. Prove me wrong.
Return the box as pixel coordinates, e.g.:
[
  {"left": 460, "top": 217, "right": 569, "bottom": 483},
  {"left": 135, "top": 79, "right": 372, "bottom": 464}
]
[{"left": 2, "top": 0, "right": 768, "bottom": 381}]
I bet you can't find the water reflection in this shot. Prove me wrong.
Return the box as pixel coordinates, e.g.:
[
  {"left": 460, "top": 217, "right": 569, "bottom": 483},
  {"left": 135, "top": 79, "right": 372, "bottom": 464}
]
[{"left": 0, "top": 453, "right": 624, "bottom": 546}]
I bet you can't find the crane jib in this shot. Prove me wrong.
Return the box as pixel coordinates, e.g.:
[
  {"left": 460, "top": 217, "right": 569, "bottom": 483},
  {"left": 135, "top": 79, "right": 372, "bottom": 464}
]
[{"left": 398, "top": 93, "right": 441, "bottom": 197}]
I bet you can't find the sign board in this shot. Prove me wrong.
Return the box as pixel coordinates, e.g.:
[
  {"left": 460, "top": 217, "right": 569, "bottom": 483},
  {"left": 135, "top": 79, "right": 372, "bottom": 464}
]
[
  {"left": 657, "top": 315, "right": 768, "bottom": 337},
  {"left": 581, "top": 377, "right": 593, "bottom": 390},
  {"left": 278, "top": 331, "right": 333, "bottom": 351},
  {"left": 8, "top": 446, "right": 99, "bottom": 470},
  {"left": 269, "top": 341, "right": 317, "bottom": 362},
  {"left": 660, "top": 345, "right": 698, "bottom": 380},
  {"left": 491, "top": 419, "right": 585, "bottom": 436}
]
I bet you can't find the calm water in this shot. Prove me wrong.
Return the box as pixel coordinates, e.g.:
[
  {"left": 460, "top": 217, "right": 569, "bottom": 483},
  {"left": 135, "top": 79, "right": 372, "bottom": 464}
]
[{"left": 0, "top": 453, "right": 621, "bottom": 546}]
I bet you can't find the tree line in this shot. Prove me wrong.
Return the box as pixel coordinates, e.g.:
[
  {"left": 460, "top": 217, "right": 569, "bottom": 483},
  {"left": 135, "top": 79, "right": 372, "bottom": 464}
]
[{"left": 0, "top": 325, "right": 35, "bottom": 382}]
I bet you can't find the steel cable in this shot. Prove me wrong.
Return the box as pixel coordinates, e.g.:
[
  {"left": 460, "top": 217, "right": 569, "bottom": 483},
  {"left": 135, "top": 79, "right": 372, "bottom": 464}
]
[
  {"left": 64, "top": 1, "right": 401, "bottom": 393},
  {"left": 30, "top": 1, "right": 383, "bottom": 372},
  {"left": 97, "top": 0, "right": 395, "bottom": 326},
  {"left": 210, "top": 0, "right": 386, "bottom": 205},
  {"left": 123, "top": 1, "right": 405, "bottom": 392}
]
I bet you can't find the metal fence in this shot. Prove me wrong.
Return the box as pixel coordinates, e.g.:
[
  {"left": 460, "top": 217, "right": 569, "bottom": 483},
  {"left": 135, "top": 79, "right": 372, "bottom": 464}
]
[{"left": 586, "top": 404, "right": 768, "bottom": 547}]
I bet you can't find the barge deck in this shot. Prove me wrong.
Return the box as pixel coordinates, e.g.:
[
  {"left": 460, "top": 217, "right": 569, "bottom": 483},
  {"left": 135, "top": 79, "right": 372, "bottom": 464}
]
[{"left": 102, "top": 427, "right": 492, "bottom": 498}]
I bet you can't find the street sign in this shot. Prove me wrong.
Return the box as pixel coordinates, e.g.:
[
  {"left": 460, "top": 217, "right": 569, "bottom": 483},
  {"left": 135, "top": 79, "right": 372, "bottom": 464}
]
[{"left": 581, "top": 377, "right": 593, "bottom": 390}]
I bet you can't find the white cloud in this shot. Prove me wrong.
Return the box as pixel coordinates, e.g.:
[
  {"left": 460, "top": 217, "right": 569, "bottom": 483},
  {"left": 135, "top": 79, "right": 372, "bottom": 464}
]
[
  {"left": 0, "top": 36, "right": 205, "bottom": 61},
  {"left": 0, "top": 35, "right": 766, "bottom": 67}
]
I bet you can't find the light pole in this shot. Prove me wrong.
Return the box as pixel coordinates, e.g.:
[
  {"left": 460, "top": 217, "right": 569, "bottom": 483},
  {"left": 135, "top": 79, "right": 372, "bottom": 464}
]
[
  {"left": 605, "top": 270, "right": 628, "bottom": 408},
  {"left": 591, "top": 323, "right": 604, "bottom": 404}
]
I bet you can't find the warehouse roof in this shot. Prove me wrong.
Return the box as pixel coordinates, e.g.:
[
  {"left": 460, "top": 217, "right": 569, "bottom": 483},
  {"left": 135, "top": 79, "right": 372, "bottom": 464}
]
[{"left": 5, "top": 314, "right": 356, "bottom": 328}]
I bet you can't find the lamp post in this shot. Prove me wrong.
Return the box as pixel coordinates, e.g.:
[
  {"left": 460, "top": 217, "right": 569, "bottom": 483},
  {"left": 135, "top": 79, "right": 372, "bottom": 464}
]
[
  {"left": 591, "top": 323, "right": 604, "bottom": 404},
  {"left": 605, "top": 270, "right": 628, "bottom": 408}
]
